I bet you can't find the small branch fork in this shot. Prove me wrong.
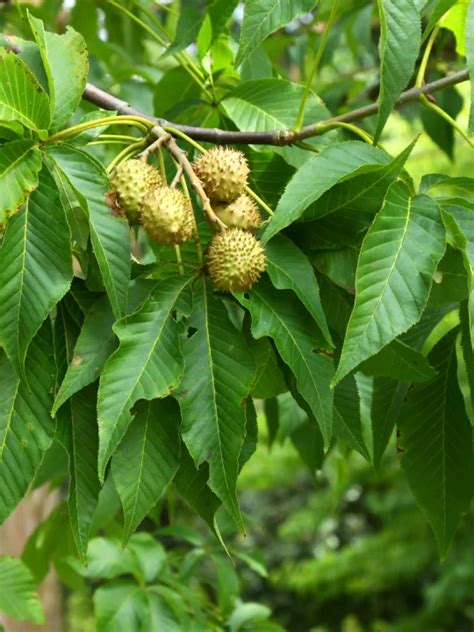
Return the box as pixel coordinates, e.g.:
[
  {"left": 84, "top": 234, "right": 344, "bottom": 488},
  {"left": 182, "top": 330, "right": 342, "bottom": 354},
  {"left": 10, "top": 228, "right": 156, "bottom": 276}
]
[
  {"left": 136, "top": 124, "right": 227, "bottom": 231},
  {"left": 82, "top": 70, "right": 470, "bottom": 147}
]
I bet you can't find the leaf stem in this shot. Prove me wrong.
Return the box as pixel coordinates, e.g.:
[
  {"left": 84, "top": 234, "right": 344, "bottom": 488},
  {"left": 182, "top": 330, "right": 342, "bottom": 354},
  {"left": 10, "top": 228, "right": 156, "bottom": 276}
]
[
  {"left": 416, "top": 24, "right": 440, "bottom": 87},
  {"left": 178, "top": 163, "right": 204, "bottom": 264},
  {"left": 295, "top": 0, "right": 340, "bottom": 131},
  {"left": 174, "top": 245, "right": 185, "bottom": 275},
  {"left": 244, "top": 186, "right": 274, "bottom": 216},
  {"left": 46, "top": 116, "right": 152, "bottom": 143},
  {"left": 313, "top": 120, "right": 374, "bottom": 144},
  {"left": 419, "top": 94, "right": 474, "bottom": 148},
  {"left": 106, "top": 140, "right": 147, "bottom": 173}
]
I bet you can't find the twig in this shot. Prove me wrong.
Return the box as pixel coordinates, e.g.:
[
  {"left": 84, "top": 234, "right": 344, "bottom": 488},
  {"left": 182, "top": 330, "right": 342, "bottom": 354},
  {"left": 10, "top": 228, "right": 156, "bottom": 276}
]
[
  {"left": 149, "top": 125, "right": 227, "bottom": 230},
  {"left": 170, "top": 165, "right": 184, "bottom": 188},
  {"left": 81, "top": 70, "right": 470, "bottom": 146},
  {"left": 137, "top": 135, "right": 170, "bottom": 161}
]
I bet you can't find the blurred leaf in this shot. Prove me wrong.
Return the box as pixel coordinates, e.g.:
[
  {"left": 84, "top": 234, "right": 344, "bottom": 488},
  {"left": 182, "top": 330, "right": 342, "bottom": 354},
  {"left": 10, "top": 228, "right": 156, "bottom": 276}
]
[{"left": 0, "top": 557, "right": 44, "bottom": 624}]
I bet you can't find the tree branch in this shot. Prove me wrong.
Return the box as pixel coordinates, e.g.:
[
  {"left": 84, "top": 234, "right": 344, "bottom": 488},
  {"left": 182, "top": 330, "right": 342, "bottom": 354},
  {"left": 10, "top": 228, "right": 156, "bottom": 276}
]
[{"left": 83, "top": 70, "right": 469, "bottom": 146}]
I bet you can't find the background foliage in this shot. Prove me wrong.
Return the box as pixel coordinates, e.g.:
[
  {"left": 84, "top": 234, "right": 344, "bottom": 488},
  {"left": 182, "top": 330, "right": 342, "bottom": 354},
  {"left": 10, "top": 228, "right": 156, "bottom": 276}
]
[{"left": 0, "top": 0, "right": 474, "bottom": 630}]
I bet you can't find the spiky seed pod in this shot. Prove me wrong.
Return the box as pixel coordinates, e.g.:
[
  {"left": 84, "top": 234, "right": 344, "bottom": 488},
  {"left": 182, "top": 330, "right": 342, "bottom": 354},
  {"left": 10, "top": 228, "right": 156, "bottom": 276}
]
[
  {"left": 193, "top": 147, "right": 249, "bottom": 202},
  {"left": 213, "top": 194, "right": 262, "bottom": 232},
  {"left": 110, "top": 159, "right": 163, "bottom": 223},
  {"left": 141, "top": 186, "right": 194, "bottom": 246},
  {"left": 207, "top": 228, "right": 266, "bottom": 292}
]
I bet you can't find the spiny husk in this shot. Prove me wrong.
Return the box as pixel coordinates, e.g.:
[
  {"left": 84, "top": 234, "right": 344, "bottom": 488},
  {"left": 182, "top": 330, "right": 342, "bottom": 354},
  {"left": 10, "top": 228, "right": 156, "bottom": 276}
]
[{"left": 207, "top": 228, "right": 266, "bottom": 292}]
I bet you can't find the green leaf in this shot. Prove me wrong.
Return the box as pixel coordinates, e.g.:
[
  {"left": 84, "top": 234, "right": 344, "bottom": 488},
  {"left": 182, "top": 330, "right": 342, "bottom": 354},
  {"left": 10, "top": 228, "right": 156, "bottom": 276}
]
[
  {"left": 56, "top": 385, "right": 100, "bottom": 564},
  {"left": 0, "top": 322, "right": 56, "bottom": 523},
  {"left": 0, "top": 48, "right": 50, "bottom": 134},
  {"left": 28, "top": 15, "right": 89, "bottom": 132},
  {"left": 0, "top": 140, "right": 42, "bottom": 225},
  {"left": 398, "top": 330, "right": 473, "bottom": 556},
  {"left": 265, "top": 235, "right": 332, "bottom": 346},
  {"left": 94, "top": 581, "right": 180, "bottom": 632},
  {"left": 371, "top": 377, "right": 409, "bottom": 468},
  {"left": 263, "top": 142, "right": 391, "bottom": 242},
  {"left": 375, "top": 0, "right": 421, "bottom": 141},
  {"left": 422, "top": 0, "right": 457, "bottom": 41},
  {"left": 334, "top": 183, "right": 446, "bottom": 385},
  {"left": 163, "top": 7, "right": 204, "bottom": 58},
  {"left": 52, "top": 296, "right": 116, "bottom": 415},
  {"left": 0, "top": 165, "right": 72, "bottom": 375},
  {"left": 236, "top": 0, "right": 319, "bottom": 66},
  {"left": 177, "top": 278, "right": 255, "bottom": 530},
  {"left": 334, "top": 376, "right": 370, "bottom": 461},
  {"left": 222, "top": 78, "right": 333, "bottom": 167},
  {"left": 250, "top": 338, "right": 287, "bottom": 399},
  {"left": 441, "top": 0, "right": 469, "bottom": 54},
  {"left": 0, "top": 557, "right": 44, "bottom": 624},
  {"left": 291, "top": 418, "right": 325, "bottom": 473},
  {"left": 173, "top": 442, "right": 221, "bottom": 530},
  {"left": 360, "top": 339, "right": 436, "bottom": 382},
  {"left": 299, "top": 136, "right": 418, "bottom": 223},
  {"left": 46, "top": 146, "right": 131, "bottom": 319},
  {"left": 467, "top": 1, "right": 474, "bottom": 132},
  {"left": 239, "top": 276, "right": 334, "bottom": 446},
  {"left": 111, "top": 399, "right": 180, "bottom": 543},
  {"left": 98, "top": 276, "right": 192, "bottom": 481},
  {"left": 239, "top": 400, "right": 259, "bottom": 471}
]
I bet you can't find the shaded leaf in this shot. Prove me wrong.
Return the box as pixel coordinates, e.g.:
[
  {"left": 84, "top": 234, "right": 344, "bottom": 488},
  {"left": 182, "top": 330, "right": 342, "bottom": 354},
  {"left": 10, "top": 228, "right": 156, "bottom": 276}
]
[
  {"left": 360, "top": 339, "right": 436, "bottom": 382},
  {"left": 173, "top": 442, "right": 221, "bottom": 531},
  {"left": 265, "top": 234, "right": 332, "bottom": 345},
  {"left": 56, "top": 385, "right": 100, "bottom": 564},
  {"left": 371, "top": 377, "right": 409, "bottom": 468},
  {"left": 334, "top": 375, "right": 370, "bottom": 461},
  {"left": 0, "top": 322, "right": 56, "bottom": 523},
  {"left": 239, "top": 276, "right": 334, "bottom": 446},
  {"left": 111, "top": 399, "right": 180, "bottom": 543},
  {"left": 398, "top": 330, "right": 473, "bottom": 556}
]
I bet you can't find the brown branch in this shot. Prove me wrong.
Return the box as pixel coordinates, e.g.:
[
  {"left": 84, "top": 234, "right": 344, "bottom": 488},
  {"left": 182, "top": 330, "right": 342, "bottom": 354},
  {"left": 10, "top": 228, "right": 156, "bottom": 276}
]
[{"left": 83, "top": 70, "right": 469, "bottom": 146}]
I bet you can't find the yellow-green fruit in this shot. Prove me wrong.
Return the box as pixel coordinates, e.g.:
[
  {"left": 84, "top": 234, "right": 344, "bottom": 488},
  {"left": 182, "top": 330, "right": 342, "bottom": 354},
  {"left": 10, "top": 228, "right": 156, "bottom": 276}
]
[
  {"left": 207, "top": 228, "right": 266, "bottom": 292},
  {"left": 141, "top": 186, "right": 194, "bottom": 245},
  {"left": 193, "top": 147, "right": 249, "bottom": 202},
  {"left": 214, "top": 194, "right": 262, "bottom": 232},
  {"left": 111, "top": 159, "right": 163, "bottom": 223}
]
